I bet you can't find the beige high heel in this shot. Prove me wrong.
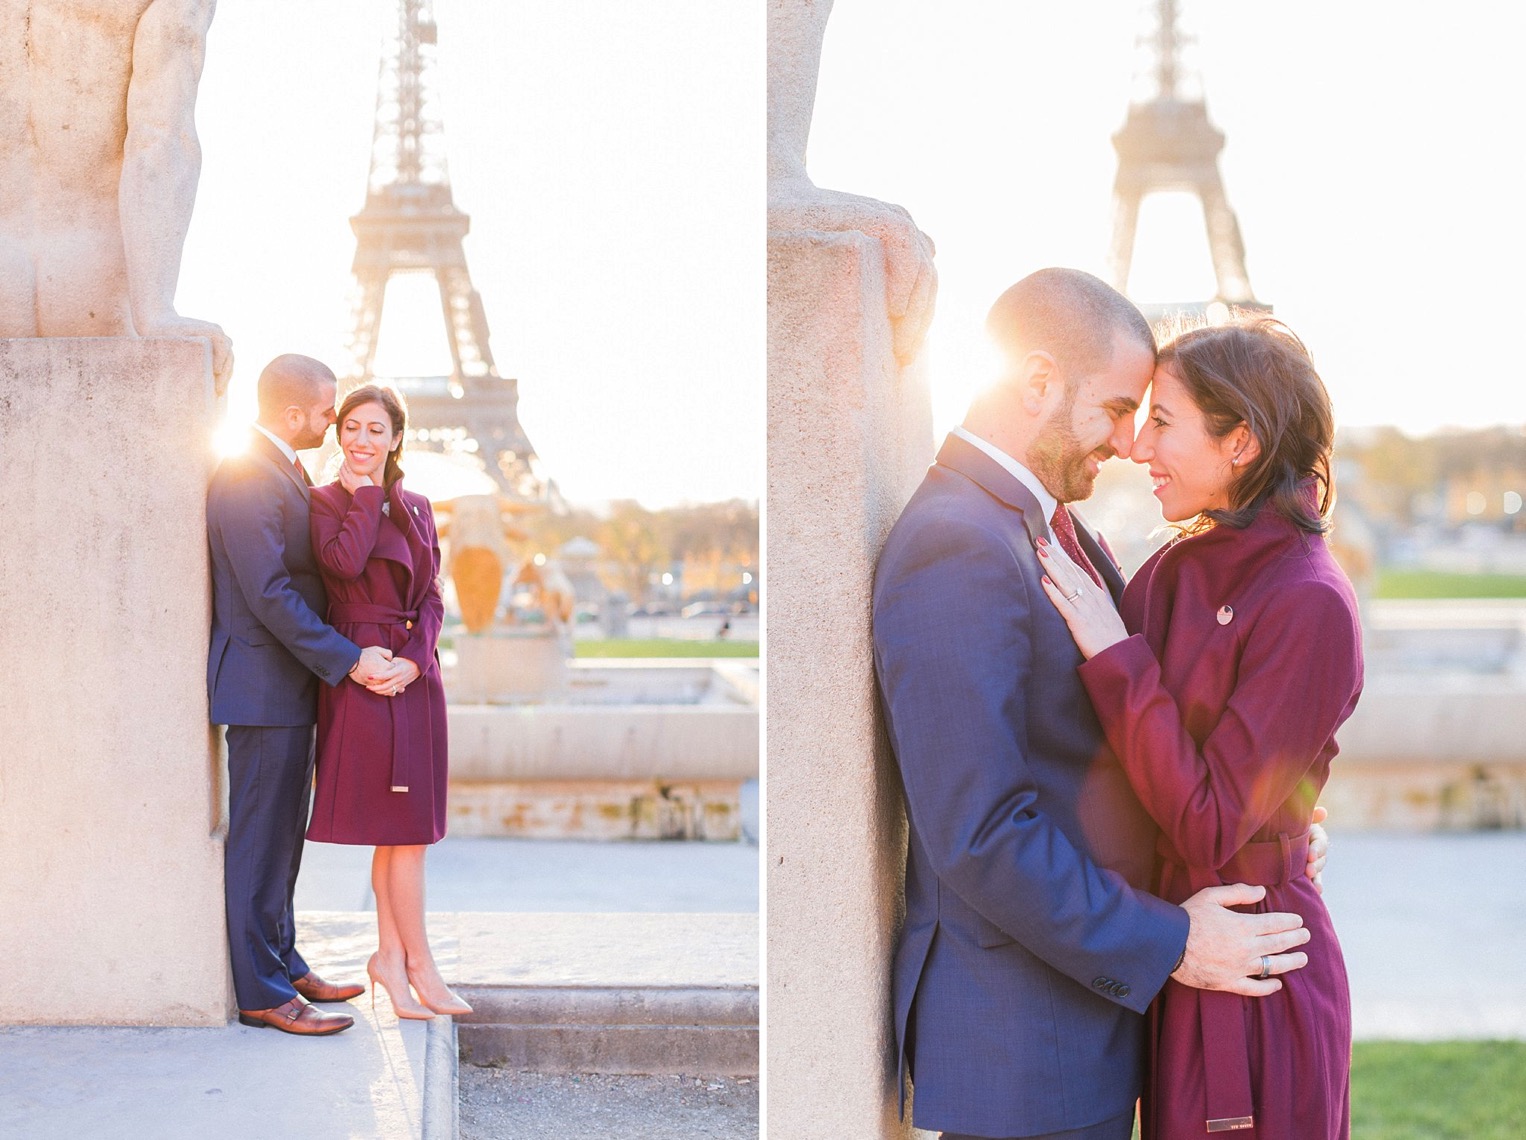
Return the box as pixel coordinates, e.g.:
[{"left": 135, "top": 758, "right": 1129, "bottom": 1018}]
[
  {"left": 367, "top": 953, "right": 434, "bottom": 1020},
  {"left": 406, "top": 969, "right": 473, "bottom": 1016}
]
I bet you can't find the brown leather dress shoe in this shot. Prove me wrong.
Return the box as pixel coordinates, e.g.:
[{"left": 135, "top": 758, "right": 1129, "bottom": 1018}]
[
  {"left": 293, "top": 969, "right": 366, "bottom": 1003},
  {"left": 238, "top": 996, "right": 354, "bottom": 1036}
]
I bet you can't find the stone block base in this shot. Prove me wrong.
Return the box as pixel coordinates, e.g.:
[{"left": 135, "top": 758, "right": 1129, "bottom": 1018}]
[
  {"left": 766, "top": 228, "right": 931, "bottom": 1135},
  {"left": 0, "top": 337, "right": 228, "bottom": 1025},
  {"left": 448, "top": 779, "right": 743, "bottom": 840}
]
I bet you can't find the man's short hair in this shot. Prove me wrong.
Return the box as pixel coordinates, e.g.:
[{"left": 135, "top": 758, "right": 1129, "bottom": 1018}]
[
  {"left": 985, "top": 268, "right": 1154, "bottom": 382},
  {"left": 256, "top": 354, "right": 337, "bottom": 417}
]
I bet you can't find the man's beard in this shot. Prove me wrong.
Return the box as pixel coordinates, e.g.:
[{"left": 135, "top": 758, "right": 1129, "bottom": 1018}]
[
  {"left": 1028, "top": 395, "right": 1108, "bottom": 504},
  {"left": 293, "top": 418, "right": 330, "bottom": 451}
]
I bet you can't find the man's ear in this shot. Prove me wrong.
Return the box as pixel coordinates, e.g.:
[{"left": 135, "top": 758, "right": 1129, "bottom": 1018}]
[
  {"left": 1018, "top": 350, "right": 1061, "bottom": 416},
  {"left": 282, "top": 405, "right": 305, "bottom": 434}
]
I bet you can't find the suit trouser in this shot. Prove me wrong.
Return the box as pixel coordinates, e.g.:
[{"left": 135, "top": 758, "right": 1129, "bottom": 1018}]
[
  {"left": 943, "top": 1107, "right": 1136, "bottom": 1140},
  {"left": 224, "top": 724, "right": 315, "bottom": 1010}
]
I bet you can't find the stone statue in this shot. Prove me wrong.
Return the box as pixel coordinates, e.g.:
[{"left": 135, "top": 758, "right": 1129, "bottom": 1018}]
[
  {"left": 768, "top": 0, "right": 937, "bottom": 365},
  {"left": 0, "top": 0, "right": 233, "bottom": 391},
  {"left": 434, "top": 493, "right": 527, "bottom": 635},
  {"left": 513, "top": 557, "right": 575, "bottom": 628}
]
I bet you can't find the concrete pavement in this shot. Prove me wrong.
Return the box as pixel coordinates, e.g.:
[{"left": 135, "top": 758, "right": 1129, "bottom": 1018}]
[
  {"left": 294, "top": 834, "right": 760, "bottom": 914},
  {"left": 1321, "top": 830, "right": 1526, "bottom": 1040},
  {"left": 0, "top": 998, "right": 432, "bottom": 1140},
  {"left": 4, "top": 831, "right": 1523, "bottom": 1138},
  {"left": 1, "top": 837, "right": 759, "bottom": 1139}
]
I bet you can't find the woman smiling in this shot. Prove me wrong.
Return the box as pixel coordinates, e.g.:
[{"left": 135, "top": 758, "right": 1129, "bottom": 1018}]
[
  {"left": 1038, "top": 319, "right": 1361, "bottom": 1139},
  {"left": 307, "top": 383, "right": 471, "bottom": 1020}
]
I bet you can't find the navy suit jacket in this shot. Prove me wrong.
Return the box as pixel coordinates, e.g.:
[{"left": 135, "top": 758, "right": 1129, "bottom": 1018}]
[
  {"left": 872, "top": 434, "right": 1189, "bottom": 1137},
  {"left": 207, "top": 433, "right": 360, "bottom": 727}
]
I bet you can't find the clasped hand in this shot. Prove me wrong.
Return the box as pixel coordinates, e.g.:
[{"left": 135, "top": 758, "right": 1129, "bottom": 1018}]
[{"left": 349, "top": 644, "right": 420, "bottom": 697}]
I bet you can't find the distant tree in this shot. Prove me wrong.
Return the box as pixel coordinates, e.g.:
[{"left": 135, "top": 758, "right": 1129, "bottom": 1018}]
[
  {"left": 1339, "top": 426, "right": 1437, "bottom": 526},
  {"left": 664, "top": 499, "right": 760, "bottom": 563},
  {"left": 528, "top": 503, "right": 604, "bottom": 556},
  {"left": 1339, "top": 425, "right": 1526, "bottom": 527},
  {"left": 598, "top": 500, "right": 669, "bottom": 603}
]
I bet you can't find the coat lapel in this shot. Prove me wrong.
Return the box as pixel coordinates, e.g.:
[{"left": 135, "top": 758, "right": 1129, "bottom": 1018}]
[
  {"left": 934, "top": 434, "right": 1048, "bottom": 549},
  {"left": 249, "top": 431, "right": 311, "bottom": 502},
  {"left": 1069, "top": 508, "right": 1127, "bottom": 607},
  {"left": 385, "top": 482, "right": 434, "bottom": 610},
  {"left": 937, "top": 433, "right": 1128, "bottom": 608}
]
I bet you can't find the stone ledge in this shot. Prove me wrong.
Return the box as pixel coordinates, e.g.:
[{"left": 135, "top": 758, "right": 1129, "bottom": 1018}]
[
  {"left": 447, "top": 778, "right": 745, "bottom": 840},
  {"left": 446, "top": 704, "right": 759, "bottom": 782}
]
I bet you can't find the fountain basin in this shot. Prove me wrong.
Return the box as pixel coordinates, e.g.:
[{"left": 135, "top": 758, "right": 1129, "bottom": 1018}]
[{"left": 443, "top": 658, "right": 759, "bottom": 841}]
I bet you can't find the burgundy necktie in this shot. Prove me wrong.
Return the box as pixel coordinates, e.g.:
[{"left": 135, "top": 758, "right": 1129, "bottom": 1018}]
[
  {"left": 1049, "top": 505, "right": 1103, "bottom": 589},
  {"left": 293, "top": 455, "right": 312, "bottom": 487}
]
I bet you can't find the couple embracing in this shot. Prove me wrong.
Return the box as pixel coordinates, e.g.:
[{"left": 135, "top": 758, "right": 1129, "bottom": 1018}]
[
  {"left": 207, "top": 355, "right": 470, "bottom": 1035},
  {"left": 874, "top": 270, "right": 1362, "bottom": 1139}
]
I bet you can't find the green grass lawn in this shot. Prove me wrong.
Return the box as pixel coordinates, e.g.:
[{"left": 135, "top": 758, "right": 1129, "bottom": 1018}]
[
  {"left": 1125, "top": 1042, "right": 1526, "bottom": 1139},
  {"left": 1375, "top": 569, "right": 1526, "bottom": 599},
  {"left": 1351, "top": 1041, "right": 1526, "bottom": 1139},
  {"left": 572, "top": 638, "right": 758, "bottom": 658}
]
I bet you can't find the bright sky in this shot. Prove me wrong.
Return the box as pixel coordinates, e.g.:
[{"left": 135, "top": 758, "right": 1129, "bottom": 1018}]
[
  {"left": 808, "top": 0, "right": 1526, "bottom": 439},
  {"left": 180, "top": 0, "right": 762, "bottom": 509}
]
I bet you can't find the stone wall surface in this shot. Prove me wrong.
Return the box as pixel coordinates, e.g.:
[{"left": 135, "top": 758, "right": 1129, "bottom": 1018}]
[
  {"left": 0, "top": 337, "right": 228, "bottom": 1025},
  {"left": 765, "top": 229, "right": 933, "bottom": 1139}
]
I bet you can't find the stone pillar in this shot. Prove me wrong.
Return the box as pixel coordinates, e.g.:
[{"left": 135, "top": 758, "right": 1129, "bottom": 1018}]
[
  {"left": 766, "top": 230, "right": 934, "bottom": 1137},
  {"left": 0, "top": 338, "right": 229, "bottom": 1026}
]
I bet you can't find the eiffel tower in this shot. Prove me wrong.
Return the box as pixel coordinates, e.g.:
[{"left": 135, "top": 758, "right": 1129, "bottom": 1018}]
[
  {"left": 343, "top": 0, "right": 545, "bottom": 501},
  {"left": 1105, "top": 0, "right": 1268, "bottom": 320}
]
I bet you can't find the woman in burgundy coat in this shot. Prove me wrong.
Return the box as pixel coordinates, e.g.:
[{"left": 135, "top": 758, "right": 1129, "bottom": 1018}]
[
  {"left": 308, "top": 383, "right": 470, "bottom": 1019},
  {"left": 1038, "top": 320, "right": 1362, "bottom": 1139}
]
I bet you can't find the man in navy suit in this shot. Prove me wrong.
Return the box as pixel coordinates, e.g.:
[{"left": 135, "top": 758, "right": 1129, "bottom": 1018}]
[
  {"left": 207, "top": 354, "right": 395, "bottom": 1035},
  {"left": 873, "top": 270, "right": 1315, "bottom": 1139}
]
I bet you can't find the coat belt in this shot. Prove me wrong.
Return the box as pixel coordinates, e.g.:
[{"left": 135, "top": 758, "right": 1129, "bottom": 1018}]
[
  {"left": 328, "top": 603, "right": 419, "bottom": 627},
  {"left": 327, "top": 602, "right": 421, "bottom": 792},
  {"left": 1158, "top": 828, "right": 1310, "bottom": 888},
  {"left": 1159, "top": 828, "right": 1312, "bottom": 1132}
]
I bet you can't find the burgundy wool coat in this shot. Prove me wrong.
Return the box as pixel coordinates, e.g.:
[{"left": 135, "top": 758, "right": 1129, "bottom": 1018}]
[
  {"left": 306, "top": 480, "right": 448, "bottom": 846},
  {"left": 1077, "top": 502, "right": 1363, "bottom": 1140}
]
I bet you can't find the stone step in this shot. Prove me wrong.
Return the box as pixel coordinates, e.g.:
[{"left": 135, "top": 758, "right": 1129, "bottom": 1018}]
[
  {"left": 458, "top": 985, "right": 757, "bottom": 1026},
  {"left": 457, "top": 985, "right": 757, "bottom": 1074},
  {"left": 300, "top": 911, "right": 760, "bottom": 1079},
  {"left": 456, "top": 984, "right": 758, "bottom": 1075}
]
